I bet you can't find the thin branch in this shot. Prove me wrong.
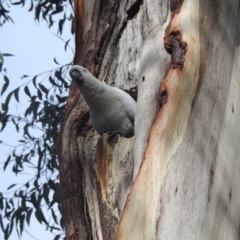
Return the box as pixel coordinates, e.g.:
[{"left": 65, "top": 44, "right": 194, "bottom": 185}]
[
  {"left": 50, "top": 32, "right": 74, "bottom": 53},
  {"left": 25, "top": 229, "right": 40, "bottom": 240}
]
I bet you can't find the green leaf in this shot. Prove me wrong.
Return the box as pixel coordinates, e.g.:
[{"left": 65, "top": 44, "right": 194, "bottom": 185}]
[
  {"left": 32, "top": 75, "right": 37, "bottom": 88},
  {"left": 49, "top": 75, "right": 55, "bottom": 86},
  {"left": 51, "top": 209, "right": 58, "bottom": 224},
  {"left": 25, "top": 182, "right": 30, "bottom": 189},
  {"left": 54, "top": 58, "right": 60, "bottom": 65},
  {"left": 54, "top": 234, "right": 61, "bottom": 240},
  {"left": 21, "top": 196, "right": 26, "bottom": 209},
  {"left": 56, "top": 95, "right": 67, "bottom": 104},
  {"left": 64, "top": 39, "right": 70, "bottom": 51},
  {"left": 0, "top": 193, "right": 3, "bottom": 210},
  {"left": 30, "top": 192, "right": 38, "bottom": 209},
  {"left": 7, "top": 220, "right": 14, "bottom": 239},
  {"left": 28, "top": 0, "right": 33, "bottom": 11},
  {"left": 24, "top": 86, "right": 31, "bottom": 98},
  {"left": 71, "top": 15, "right": 75, "bottom": 34},
  {"left": 0, "top": 214, "right": 4, "bottom": 231},
  {"left": 3, "top": 155, "right": 11, "bottom": 171},
  {"left": 22, "top": 154, "right": 29, "bottom": 162},
  {"left": 58, "top": 18, "right": 65, "bottom": 35},
  {"left": 60, "top": 217, "right": 64, "bottom": 230},
  {"left": 35, "top": 4, "right": 41, "bottom": 21},
  {"left": 43, "top": 185, "right": 49, "bottom": 204},
  {"left": 13, "top": 87, "right": 20, "bottom": 102},
  {"left": 35, "top": 208, "right": 47, "bottom": 224},
  {"left": 21, "top": 75, "right": 29, "bottom": 79},
  {"left": 19, "top": 214, "right": 25, "bottom": 234},
  {"left": 5, "top": 92, "right": 13, "bottom": 107},
  {"left": 43, "top": 5, "right": 52, "bottom": 21},
  {"left": 55, "top": 69, "right": 65, "bottom": 84},
  {"left": 12, "top": 164, "right": 22, "bottom": 174},
  {"left": 15, "top": 155, "right": 23, "bottom": 170},
  {"left": 5, "top": 224, "right": 10, "bottom": 239},
  {"left": 7, "top": 184, "right": 17, "bottom": 190},
  {"left": 53, "top": 183, "right": 61, "bottom": 203},
  {"left": 39, "top": 83, "right": 48, "bottom": 94},
  {"left": 23, "top": 124, "right": 32, "bottom": 140},
  {"left": 0, "top": 52, "right": 3, "bottom": 61},
  {"left": 12, "top": 207, "right": 27, "bottom": 235},
  {"left": 3, "top": 91, "right": 13, "bottom": 112},
  {"left": 52, "top": 6, "right": 64, "bottom": 15},
  {"left": 11, "top": 1, "right": 22, "bottom": 5},
  {"left": 2, "top": 53, "right": 14, "bottom": 57},
  {"left": 52, "top": 155, "right": 59, "bottom": 170},
  {"left": 33, "top": 178, "right": 39, "bottom": 191},
  {"left": 50, "top": 226, "right": 61, "bottom": 231},
  {"left": 31, "top": 101, "right": 40, "bottom": 118},
  {"left": 68, "top": 0, "right": 73, "bottom": 8},
  {"left": 19, "top": 191, "right": 24, "bottom": 197},
  {"left": 26, "top": 208, "right": 33, "bottom": 226},
  {"left": 12, "top": 118, "right": 20, "bottom": 132},
  {"left": 37, "top": 88, "right": 42, "bottom": 100},
  {"left": 1, "top": 75, "right": 10, "bottom": 96},
  {"left": 0, "top": 53, "right": 3, "bottom": 72},
  {"left": 48, "top": 179, "right": 55, "bottom": 190},
  {"left": 58, "top": 204, "right": 62, "bottom": 216},
  {"left": 0, "top": 114, "right": 9, "bottom": 131}
]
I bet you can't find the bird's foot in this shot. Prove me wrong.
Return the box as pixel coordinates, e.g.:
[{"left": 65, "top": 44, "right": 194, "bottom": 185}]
[{"left": 107, "top": 131, "right": 119, "bottom": 142}]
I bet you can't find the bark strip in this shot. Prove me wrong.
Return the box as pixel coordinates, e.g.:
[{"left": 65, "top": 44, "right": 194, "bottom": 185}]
[{"left": 116, "top": 0, "right": 200, "bottom": 238}]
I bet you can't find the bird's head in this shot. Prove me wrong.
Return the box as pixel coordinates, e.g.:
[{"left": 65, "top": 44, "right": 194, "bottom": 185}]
[{"left": 69, "top": 65, "right": 92, "bottom": 87}]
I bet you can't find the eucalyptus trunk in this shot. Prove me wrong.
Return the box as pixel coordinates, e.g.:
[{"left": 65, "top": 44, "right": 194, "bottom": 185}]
[{"left": 58, "top": 0, "right": 240, "bottom": 239}]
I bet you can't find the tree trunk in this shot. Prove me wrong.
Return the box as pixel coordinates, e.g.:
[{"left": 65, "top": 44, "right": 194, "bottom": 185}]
[{"left": 58, "top": 0, "right": 240, "bottom": 239}]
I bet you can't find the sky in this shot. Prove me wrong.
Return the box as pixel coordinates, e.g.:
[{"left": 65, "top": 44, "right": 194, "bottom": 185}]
[{"left": 0, "top": 4, "right": 73, "bottom": 240}]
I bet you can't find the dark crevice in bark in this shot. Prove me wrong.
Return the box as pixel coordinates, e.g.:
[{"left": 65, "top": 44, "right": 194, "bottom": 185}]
[
  {"left": 101, "top": 1, "right": 143, "bottom": 82},
  {"left": 95, "top": 3, "right": 121, "bottom": 73},
  {"left": 163, "top": 0, "right": 186, "bottom": 70},
  {"left": 111, "top": 19, "right": 128, "bottom": 47},
  {"left": 228, "top": 188, "right": 232, "bottom": 203},
  {"left": 124, "top": 86, "right": 138, "bottom": 102},
  {"left": 101, "top": 17, "right": 128, "bottom": 81},
  {"left": 93, "top": 163, "right": 119, "bottom": 240},
  {"left": 164, "top": 31, "right": 187, "bottom": 70},
  {"left": 59, "top": 100, "right": 93, "bottom": 240},
  {"left": 74, "top": 149, "right": 93, "bottom": 240},
  {"left": 112, "top": 0, "right": 144, "bottom": 49},
  {"left": 126, "top": 0, "right": 143, "bottom": 20},
  {"left": 238, "top": 220, "right": 240, "bottom": 239},
  {"left": 159, "top": 89, "right": 168, "bottom": 109},
  {"left": 82, "top": 180, "right": 93, "bottom": 239},
  {"left": 170, "top": 0, "right": 183, "bottom": 15},
  {"left": 207, "top": 161, "right": 216, "bottom": 202},
  {"left": 75, "top": 111, "right": 92, "bottom": 137},
  {"left": 234, "top": 5, "right": 240, "bottom": 47},
  {"left": 107, "top": 133, "right": 119, "bottom": 147}
]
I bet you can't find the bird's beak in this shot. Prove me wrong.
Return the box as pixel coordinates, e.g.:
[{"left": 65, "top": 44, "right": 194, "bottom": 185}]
[{"left": 70, "top": 70, "right": 84, "bottom": 86}]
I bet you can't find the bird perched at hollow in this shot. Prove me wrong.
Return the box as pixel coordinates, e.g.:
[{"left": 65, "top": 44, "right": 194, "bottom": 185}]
[{"left": 69, "top": 65, "right": 136, "bottom": 138}]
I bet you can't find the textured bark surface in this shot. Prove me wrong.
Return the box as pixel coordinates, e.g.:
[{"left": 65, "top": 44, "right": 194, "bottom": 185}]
[{"left": 58, "top": 0, "right": 240, "bottom": 239}]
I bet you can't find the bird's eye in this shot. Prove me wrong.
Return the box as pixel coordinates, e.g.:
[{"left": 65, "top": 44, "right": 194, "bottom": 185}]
[{"left": 83, "top": 68, "right": 87, "bottom": 73}]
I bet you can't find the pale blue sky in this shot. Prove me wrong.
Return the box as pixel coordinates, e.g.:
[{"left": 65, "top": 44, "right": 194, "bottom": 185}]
[{"left": 0, "top": 4, "right": 73, "bottom": 240}]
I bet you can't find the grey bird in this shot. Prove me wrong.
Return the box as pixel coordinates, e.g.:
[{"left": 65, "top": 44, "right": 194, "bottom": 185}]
[{"left": 69, "top": 65, "right": 136, "bottom": 138}]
